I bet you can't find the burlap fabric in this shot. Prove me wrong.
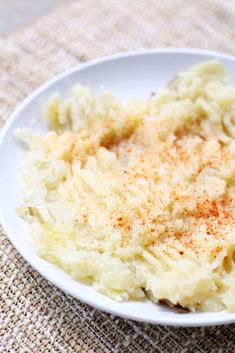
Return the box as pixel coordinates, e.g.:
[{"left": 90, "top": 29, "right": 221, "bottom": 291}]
[{"left": 1, "top": 1, "right": 235, "bottom": 352}]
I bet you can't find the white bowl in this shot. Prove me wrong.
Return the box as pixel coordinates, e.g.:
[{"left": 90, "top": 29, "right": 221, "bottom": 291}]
[{"left": 1, "top": 48, "right": 235, "bottom": 327}]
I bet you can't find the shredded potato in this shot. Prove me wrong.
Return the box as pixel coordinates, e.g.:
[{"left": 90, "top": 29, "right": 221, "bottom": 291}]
[{"left": 16, "top": 61, "right": 235, "bottom": 311}]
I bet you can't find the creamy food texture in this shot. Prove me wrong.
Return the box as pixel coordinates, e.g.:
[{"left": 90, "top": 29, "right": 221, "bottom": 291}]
[{"left": 16, "top": 61, "right": 235, "bottom": 312}]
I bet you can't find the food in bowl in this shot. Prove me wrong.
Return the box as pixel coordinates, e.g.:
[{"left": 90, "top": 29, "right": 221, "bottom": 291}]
[{"left": 16, "top": 60, "right": 235, "bottom": 312}]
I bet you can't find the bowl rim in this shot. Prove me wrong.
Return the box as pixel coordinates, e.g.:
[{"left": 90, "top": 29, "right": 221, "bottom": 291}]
[{"left": 1, "top": 47, "right": 235, "bottom": 327}]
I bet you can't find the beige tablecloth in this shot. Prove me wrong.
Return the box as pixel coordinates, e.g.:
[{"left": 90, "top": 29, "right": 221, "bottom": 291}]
[{"left": 1, "top": 1, "right": 235, "bottom": 352}]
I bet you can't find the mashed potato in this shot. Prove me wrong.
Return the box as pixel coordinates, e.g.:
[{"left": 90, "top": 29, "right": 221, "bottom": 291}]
[{"left": 16, "top": 60, "right": 235, "bottom": 312}]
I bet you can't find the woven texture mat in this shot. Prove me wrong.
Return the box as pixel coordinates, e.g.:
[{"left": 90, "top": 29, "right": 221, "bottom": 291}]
[{"left": 1, "top": 1, "right": 235, "bottom": 352}]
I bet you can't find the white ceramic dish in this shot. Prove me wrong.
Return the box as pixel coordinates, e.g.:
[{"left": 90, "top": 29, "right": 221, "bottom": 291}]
[{"left": 1, "top": 48, "right": 235, "bottom": 327}]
